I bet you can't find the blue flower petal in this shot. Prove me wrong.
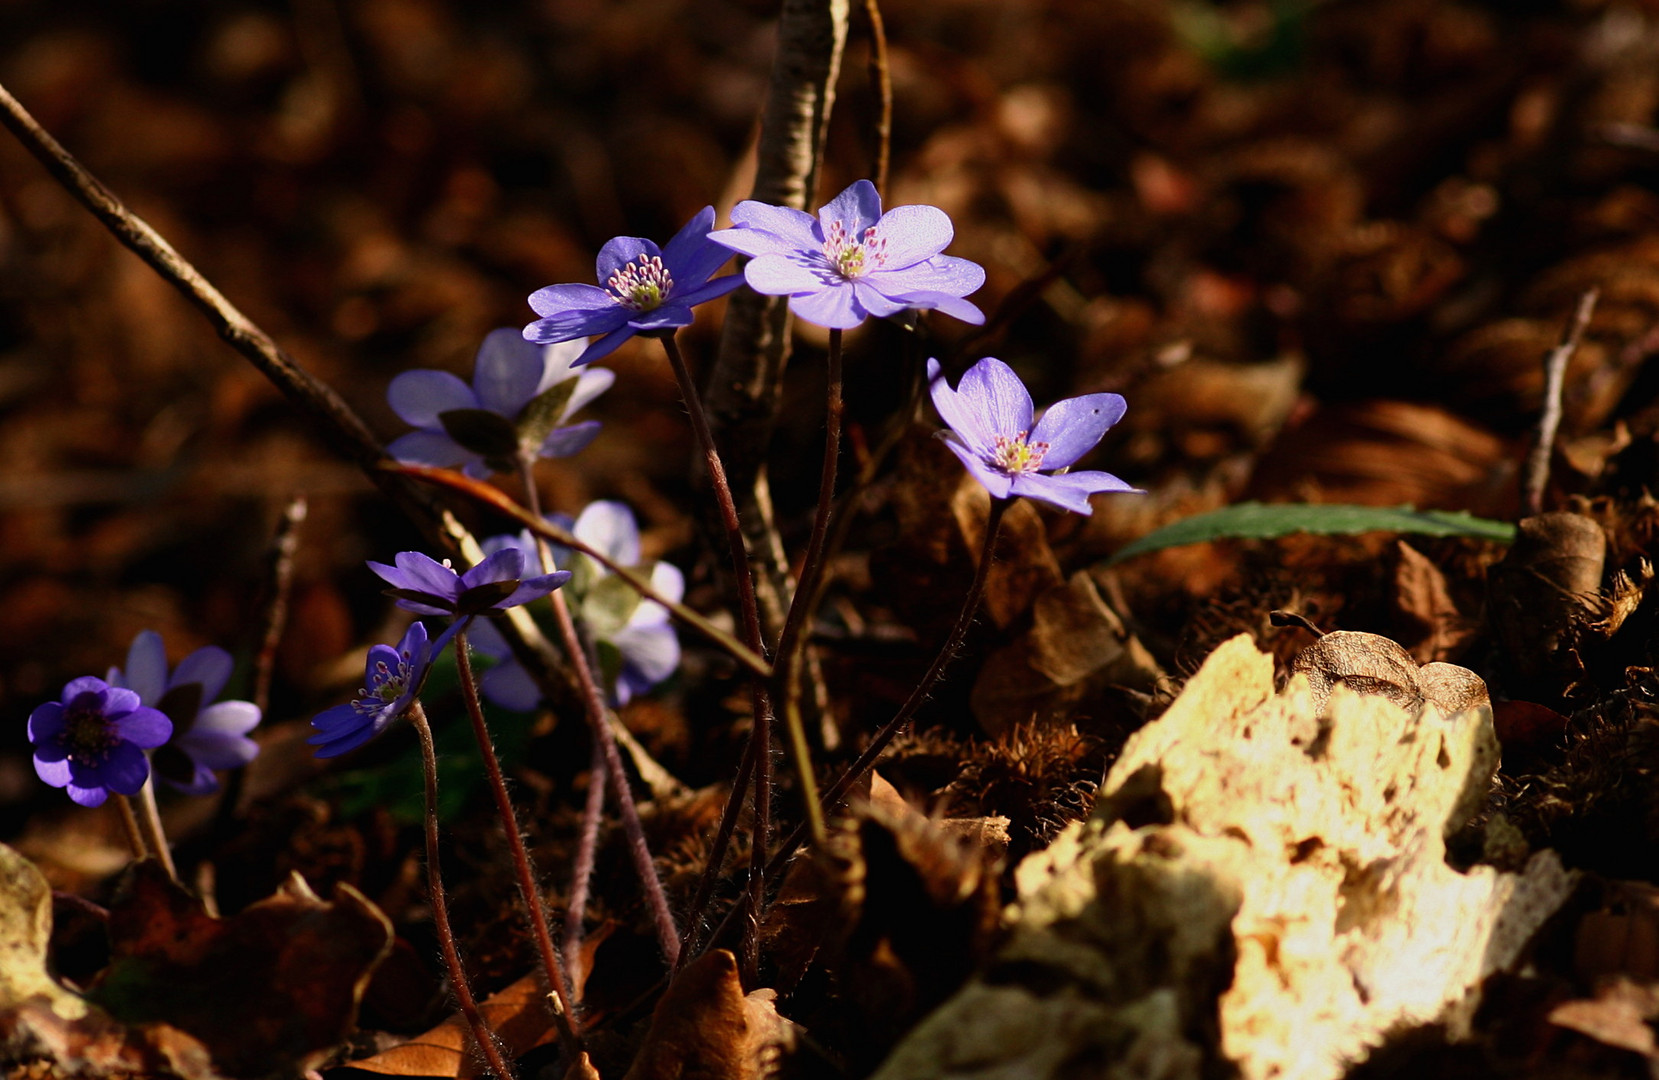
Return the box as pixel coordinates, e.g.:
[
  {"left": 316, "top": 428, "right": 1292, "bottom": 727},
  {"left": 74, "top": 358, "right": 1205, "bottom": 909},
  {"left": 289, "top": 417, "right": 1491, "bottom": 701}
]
[
  {"left": 872, "top": 203, "right": 954, "bottom": 267},
  {"left": 122, "top": 631, "right": 168, "bottom": 705},
  {"left": 575, "top": 501, "right": 642, "bottom": 565},
  {"left": 1028, "top": 393, "right": 1127, "bottom": 471},
  {"left": 960, "top": 357, "right": 1034, "bottom": 439},
  {"left": 27, "top": 702, "right": 65, "bottom": 744},
  {"left": 170, "top": 645, "right": 233, "bottom": 703},
  {"left": 928, "top": 359, "right": 996, "bottom": 455},
  {"left": 472, "top": 328, "right": 546, "bottom": 417},
  {"left": 596, "top": 236, "right": 662, "bottom": 286},
  {"left": 788, "top": 283, "right": 866, "bottom": 329},
  {"left": 818, "top": 179, "right": 883, "bottom": 236},
  {"left": 481, "top": 661, "right": 543, "bottom": 712},
  {"left": 98, "top": 741, "right": 151, "bottom": 796},
  {"left": 744, "top": 254, "right": 832, "bottom": 296},
  {"left": 627, "top": 305, "right": 697, "bottom": 332},
  {"left": 661, "top": 206, "right": 732, "bottom": 287},
  {"left": 114, "top": 707, "right": 172, "bottom": 749},
  {"left": 863, "top": 255, "right": 985, "bottom": 301},
  {"left": 575, "top": 326, "right": 636, "bottom": 367},
  {"left": 33, "top": 754, "right": 71, "bottom": 786},
  {"left": 388, "top": 370, "right": 478, "bottom": 428},
  {"left": 539, "top": 420, "right": 602, "bottom": 459},
  {"left": 387, "top": 430, "right": 479, "bottom": 472},
  {"left": 672, "top": 273, "right": 745, "bottom": 308},
  {"left": 943, "top": 436, "right": 1015, "bottom": 500}
]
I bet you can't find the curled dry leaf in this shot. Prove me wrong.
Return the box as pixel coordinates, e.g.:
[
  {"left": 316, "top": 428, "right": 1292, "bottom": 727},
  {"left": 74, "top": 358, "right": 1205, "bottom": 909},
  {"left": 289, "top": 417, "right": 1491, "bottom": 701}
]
[
  {"left": 871, "top": 636, "right": 1573, "bottom": 1080},
  {"left": 1487, "top": 512, "right": 1606, "bottom": 701},
  {"left": 621, "top": 949, "right": 798, "bottom": 1080},
  {"left": 1393, "top": 540, "right": 1477, "bottom": 663},
  {"left": 1289, "top": 629, "right": 1488, "bottom": 720},
  {"left": 89, "top": 861, "right": 392, "bottom": 1080},
  {"left": 349, "top": 969, "right": 561, "bottom": 1079}
]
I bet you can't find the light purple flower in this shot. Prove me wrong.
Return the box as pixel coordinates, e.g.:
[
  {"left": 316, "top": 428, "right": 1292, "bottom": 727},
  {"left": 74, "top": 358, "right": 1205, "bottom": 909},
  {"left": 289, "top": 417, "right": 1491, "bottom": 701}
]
[
  {"left": 472, "top": 502, "right": 684, "bottom": 709},
  {"left": 388, "top": 329, "right": 613, "bottom": 479},
  {"left": 928, "top": 357, "right": 1139, "bottom": 515},
  {"left": 28, "top": 677, "right": 172, "bottom": 807},
  {"left": 523, "top": 206, "right": 744, "bottom": 367},
  {"left": 707, "top": 179, "right": 986, "bottom": 330},
  {"left": 108, "top": 630, "right": 261, "bottom": 796},
  {"left": 368, "top": 548, "right": 571, "bottom": 618},
  {"left": 309, "top": 622, "right": 432, "bottom": 758}
]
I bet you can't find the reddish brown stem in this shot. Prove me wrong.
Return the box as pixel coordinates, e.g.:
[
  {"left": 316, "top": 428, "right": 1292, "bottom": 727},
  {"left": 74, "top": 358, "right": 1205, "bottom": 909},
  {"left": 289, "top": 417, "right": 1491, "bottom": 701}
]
[{"left": 408, "top": 702, "right": 518, "bottom": 1080}]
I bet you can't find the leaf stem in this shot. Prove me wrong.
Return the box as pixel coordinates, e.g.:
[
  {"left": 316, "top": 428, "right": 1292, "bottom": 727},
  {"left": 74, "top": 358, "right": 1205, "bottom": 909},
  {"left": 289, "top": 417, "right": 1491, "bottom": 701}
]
[
  {"left": 452, "top": 628, "right": 583, "bottom": 1055},
  {"left": 113, "top": 794, "right": 148, "bottom": 863},
  {"left": 408, "top": 701, "right": 518, "bottom": 1080}
]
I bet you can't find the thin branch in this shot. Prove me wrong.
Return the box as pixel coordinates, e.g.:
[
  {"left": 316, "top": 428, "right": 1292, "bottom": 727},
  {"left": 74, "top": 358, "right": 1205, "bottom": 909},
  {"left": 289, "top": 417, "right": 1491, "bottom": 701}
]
[
  {"left": 1524, "top": 288, "right": 1599, "bottom": 517},
  {"left": 863, "top": 0, "right": 892, "bottom": 199}
]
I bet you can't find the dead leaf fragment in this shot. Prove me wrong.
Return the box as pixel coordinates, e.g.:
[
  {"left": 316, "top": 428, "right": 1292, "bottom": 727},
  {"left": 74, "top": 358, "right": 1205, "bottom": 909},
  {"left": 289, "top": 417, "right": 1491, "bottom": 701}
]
[
  {"left": 350, "top": 969, "right": 561, "bottom": 1079},
  {"left": 91, "top": 862, "right": 392, "bottom": 1079},
  {"left": 621, "top": 949, "right": 797, "bottom": 1080},
  {"left": 1291, "top": 630, "right": 1423, "bottom": 713}
]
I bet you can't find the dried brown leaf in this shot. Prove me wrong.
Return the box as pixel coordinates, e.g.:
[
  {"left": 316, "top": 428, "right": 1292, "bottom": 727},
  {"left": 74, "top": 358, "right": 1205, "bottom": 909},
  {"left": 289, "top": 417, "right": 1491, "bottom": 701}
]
[
  {"left": 350, "top": 970, "right": 560, "bottom": 1079},
  {"left": 621, "top": 949, "right": 796, "bottom": 1080},
  {"left": 1291, "top": 630, "right": 1423, "bottom": 713},
  {"left": 90, "top": 862, "right": 392, "bottom": 1079}
]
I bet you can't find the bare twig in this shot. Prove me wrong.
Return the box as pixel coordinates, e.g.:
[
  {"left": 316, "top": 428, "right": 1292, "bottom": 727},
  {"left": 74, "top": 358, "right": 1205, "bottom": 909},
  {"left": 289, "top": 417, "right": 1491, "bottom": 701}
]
[
  {"left": 1524, "top": 288, "right": 1599, "bottom": 517},
  {"left": 252, "top": 496, "right": 307, "bottom": 719},
  {"left": 704, "top": 0, "right": 850, "bottom": 675},
  {"left": 863, "top": 0, "right": 893, "bottom": 199}
]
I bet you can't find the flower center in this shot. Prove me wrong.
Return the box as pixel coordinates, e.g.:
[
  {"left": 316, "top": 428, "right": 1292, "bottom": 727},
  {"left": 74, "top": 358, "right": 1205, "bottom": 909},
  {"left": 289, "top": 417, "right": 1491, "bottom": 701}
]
[
  {"left": 990, "top": 431, "right": 1049, "bottom": 475},
  {"left": 606, "top": 255, "right": 674, "bottom": 311},
  {"left": 823, "top": 220, "right": 886, "bottom": 280},
  {"left": 64, "top": 699, "right": 119, "bottom": 765},
  {"left": 354, "top": 652, "right": 415, "bottom": 716}
]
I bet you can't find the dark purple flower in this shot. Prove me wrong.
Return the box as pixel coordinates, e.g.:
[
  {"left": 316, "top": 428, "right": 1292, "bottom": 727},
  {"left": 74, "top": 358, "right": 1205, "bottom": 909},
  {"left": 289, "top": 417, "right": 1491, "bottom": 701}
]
[
  {"left": 368, "top": 548, "right": 570, "bottom": 618},
  {"left": 28, "top": 677, "right": 172, "bottom": 807},
  {"left": 388, "top": 329, "right": 613, "bottom": 479},
  {"left": 523, "top": 207, "right": 743, "bottom": 367},
  {"left": 109, "top": 630, "right": 260, "bottom": 796},
  {"left": 309, "top": 622, "right": 433, "bottom": 758},
  {"left": 707, "top": 180, "right": 986, "bottom": 330},
  {"left": 928, "top": 357, "right": 1140, "bottom": 514}
]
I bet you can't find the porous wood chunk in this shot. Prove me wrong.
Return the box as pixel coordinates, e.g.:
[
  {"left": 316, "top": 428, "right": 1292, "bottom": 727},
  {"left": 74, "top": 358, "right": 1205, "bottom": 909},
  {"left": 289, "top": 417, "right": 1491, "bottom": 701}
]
[{"left": 872, "top": 635, "right": 1575, "bottom": 1080}]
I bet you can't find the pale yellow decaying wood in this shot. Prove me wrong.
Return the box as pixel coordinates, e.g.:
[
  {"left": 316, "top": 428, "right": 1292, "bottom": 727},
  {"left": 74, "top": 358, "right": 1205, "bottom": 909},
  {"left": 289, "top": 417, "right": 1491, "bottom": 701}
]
[{"left": 872, "top": 634, "right": 1576, "bottom": 1080}]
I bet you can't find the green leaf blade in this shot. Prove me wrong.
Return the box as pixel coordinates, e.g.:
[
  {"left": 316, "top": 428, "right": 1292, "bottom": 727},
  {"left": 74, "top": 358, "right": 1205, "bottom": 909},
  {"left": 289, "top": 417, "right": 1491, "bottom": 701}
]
[{"left": 1105, "top": 502, "right": 1517, "bottom": 565}]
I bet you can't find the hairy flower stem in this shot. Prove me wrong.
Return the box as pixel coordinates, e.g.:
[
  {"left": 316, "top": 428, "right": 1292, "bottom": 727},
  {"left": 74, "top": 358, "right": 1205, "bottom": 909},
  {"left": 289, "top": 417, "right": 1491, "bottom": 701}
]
[
  {"left": 452, "top": 629, "right": 582, "bottom": 1054},
  {"left": 564, "top": 736, "right": 607, "bottom": 992},
  {"left": 659, "top": 332, "right": 776, "bottom": 973},
  {"left": 771, "top": 329, "right": 841, "bottom": 848},
  {"left": 134, "top": 779, "right": 178, "bottom": 883},
  {"left": 674, "top": 728, "right": 758, "bottom": 968},
  {"left": 113, "top": 795, "right": 148, "bottom": 862},
  {"left": 408, "top": 702, "right": 518, "bottom": 1080},
  {"left": 516, "top": 456, "right": 681, "bottom": 970}
]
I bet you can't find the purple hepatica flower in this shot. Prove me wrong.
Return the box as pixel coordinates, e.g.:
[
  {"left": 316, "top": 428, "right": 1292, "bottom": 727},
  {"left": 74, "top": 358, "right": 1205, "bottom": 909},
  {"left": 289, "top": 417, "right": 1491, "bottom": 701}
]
[
  {"left": 472, "top": 502, "right": 684, "bottom": 709},
  {"left": 928, "top": 357, "right": 1140, "bottom": 515},
  {"left": 523, "top": 206, "right": 744, "bottom": 367},
  {"left": 707, "top": 179, "right": 986, "bottom": 330},
  {"left": 109, "top": 630, "right": 260, "bottom": 796},
  {"left": 309, "top": 622, "right": 432, "bottom": 758},
  {"left": 388, "top": 329, "right": 614, "bottom": 479},
  {"left": 28, "top": 677, "right": 172, "bottom": 807},
  {"left": 369, "top": 548, "right": 570, "bottom": 619}
]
